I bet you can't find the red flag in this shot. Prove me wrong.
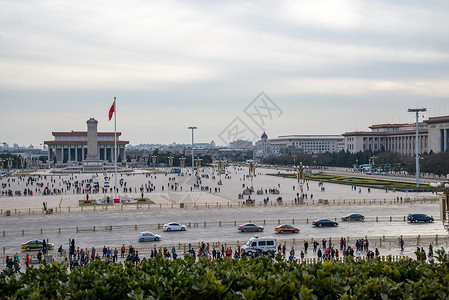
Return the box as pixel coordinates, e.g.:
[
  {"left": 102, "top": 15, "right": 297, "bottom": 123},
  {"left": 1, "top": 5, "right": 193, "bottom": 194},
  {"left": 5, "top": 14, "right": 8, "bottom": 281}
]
[{"left": 108, "top": 101, "right": 115, "bottom": 121}]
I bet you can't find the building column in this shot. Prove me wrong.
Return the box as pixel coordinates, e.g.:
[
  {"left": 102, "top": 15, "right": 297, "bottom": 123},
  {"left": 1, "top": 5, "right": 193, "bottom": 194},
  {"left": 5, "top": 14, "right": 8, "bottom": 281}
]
[{"left": 443, "top": 129, "right": 447, "bottom": 152}]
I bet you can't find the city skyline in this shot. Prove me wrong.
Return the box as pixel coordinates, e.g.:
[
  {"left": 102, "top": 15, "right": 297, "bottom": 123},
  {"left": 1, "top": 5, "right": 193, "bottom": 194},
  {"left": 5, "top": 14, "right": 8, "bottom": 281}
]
[{"left": 1, "top": 1, "right": 449, "bottom": 147}]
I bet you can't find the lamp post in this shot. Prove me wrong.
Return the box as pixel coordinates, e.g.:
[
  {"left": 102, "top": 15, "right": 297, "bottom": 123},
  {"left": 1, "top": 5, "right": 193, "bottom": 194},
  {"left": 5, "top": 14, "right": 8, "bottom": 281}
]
[
  {"left": 7, "top": 157, "right": 13, "bottom": 170},
  {"left": 179, "top": 157, "right": 185, "bottom": 169},
  {"left": 370, "top": 156, "right": 376, "bottom": 172},
  {"left": 0, "top": 159, "right": 3, "bottom": 171},
  {"left": 20, "top": 156, "right": 25, "bottom": 170},
  {"left": 144, "top": 157, "right": 148, "bottom": 168},
  {"left": 188, "top": 126, "right": 197, "bottom": 176},
  {"left": 151, "top": 155, "right": 157, "bottom": 169},
  {"left": 297, "top": 163, "right": 305, "bottom": 202},
  {"left": 195, "top": 158, "right": 202, "bottom": 169},
  {"left": 217, "top": 159, "right": 223, "bottom": 185},
  {"left": 168, "top": 156, "right": 174, "bottom": 168},
  {"left": 312, "top": 154, "right": 317, "bottom": 168},
  {"left": 408, "top": 108, "right": 427, "bottom": 188},
  {"left": 430, "top": 178, "right": 449, "bottom": 232},
  {"left": 248, "top": 162, "right": 256, "bottom": 191}
]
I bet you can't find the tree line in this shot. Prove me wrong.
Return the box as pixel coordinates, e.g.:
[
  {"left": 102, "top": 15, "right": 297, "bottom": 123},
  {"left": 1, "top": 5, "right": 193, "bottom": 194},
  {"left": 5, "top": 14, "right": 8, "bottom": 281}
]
[{"left": 263, "top": 150, "right": 449, "bottom": 176}]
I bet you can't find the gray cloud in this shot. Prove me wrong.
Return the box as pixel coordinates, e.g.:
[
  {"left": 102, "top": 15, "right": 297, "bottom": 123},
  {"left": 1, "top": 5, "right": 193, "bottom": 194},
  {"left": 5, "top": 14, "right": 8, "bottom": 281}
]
[{"left": 1, "top": 0, "right": 448, "bottom": 146}]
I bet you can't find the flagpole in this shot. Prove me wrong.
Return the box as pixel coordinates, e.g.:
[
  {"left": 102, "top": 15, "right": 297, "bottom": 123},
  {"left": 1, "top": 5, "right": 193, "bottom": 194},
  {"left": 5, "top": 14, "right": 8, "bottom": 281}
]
[{"left": 114, "top": 97, "right": 118, "bottom": 202}]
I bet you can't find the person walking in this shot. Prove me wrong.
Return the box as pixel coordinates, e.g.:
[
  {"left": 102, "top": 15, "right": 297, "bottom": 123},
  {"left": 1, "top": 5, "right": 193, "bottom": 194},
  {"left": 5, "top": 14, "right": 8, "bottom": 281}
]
[
  {"left": 121, "top": 244, "right": 126, "bottom": 258},
  {"left": 113, "top": 248, "right": 118, "bottom": 263}
]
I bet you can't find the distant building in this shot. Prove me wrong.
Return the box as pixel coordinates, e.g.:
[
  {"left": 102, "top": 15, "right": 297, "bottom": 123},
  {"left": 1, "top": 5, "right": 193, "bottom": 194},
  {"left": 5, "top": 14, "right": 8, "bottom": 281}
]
[
  {"left": 253, "top": 132, "right": 280, "bottom": 162},
  {"left": 44, "top": 118, "right": 129, "bottom": 163},
  {"left": 229, "top": 140, "right": 253, "bottom": 150},
  {"left": 270, "top": 135, "right": 344, "bottom": 154},
  {"left": 343, "top": 115, "right": 449, "bottom": 155}
]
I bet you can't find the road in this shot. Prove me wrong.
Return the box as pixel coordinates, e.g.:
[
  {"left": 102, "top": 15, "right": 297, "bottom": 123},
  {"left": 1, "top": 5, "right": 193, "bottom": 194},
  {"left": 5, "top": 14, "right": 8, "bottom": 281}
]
[{"left": 0, "top": 202, "right": 445, "bottom": 254}]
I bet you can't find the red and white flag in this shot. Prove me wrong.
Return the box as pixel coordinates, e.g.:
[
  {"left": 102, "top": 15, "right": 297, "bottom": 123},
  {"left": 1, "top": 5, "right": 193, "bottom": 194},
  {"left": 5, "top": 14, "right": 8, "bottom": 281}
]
[{"left": 108, "top": 100, "right": 115, "bottom": 121}]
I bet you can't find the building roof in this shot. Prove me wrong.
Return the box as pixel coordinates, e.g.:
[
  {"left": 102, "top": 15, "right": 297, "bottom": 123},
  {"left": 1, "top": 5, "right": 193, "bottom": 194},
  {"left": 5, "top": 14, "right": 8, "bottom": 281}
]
[
  {"left": 342, "top": 129, "right": 427, "bottom": 137},
  {"left": 424, "top": 115, "right": 449, "bottom": 124},
  {"left": 52, "top": 131, "right": 122, "bottom": 136},
  {"left": 272, "top": 135, "right": 344, "bottom": 141},
  {"left": 368, "top": 123, "right": 425, "bottom": 129},
  {"left": 44, "top": 141, "right": 129, "bottom": 145},
  {"left": 261, "top": 132, "right": 268, "bottom": 139}
]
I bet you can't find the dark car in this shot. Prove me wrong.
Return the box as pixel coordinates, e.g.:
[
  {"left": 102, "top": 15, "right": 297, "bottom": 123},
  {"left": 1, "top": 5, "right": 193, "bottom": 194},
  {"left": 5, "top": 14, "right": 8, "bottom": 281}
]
[
  {"left": 341, "top": 213, "right": 365, "bottom": 222},
  {"left": 407, "top": 214, "right": 434, "bottom": 223},
  {"left": 312, "top": 219, "right": 338, "bottom": 227}
]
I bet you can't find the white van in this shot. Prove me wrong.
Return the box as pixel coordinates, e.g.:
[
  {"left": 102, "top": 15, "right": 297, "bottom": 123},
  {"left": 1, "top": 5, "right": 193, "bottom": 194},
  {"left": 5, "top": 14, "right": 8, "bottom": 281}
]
[{"left": 242, "top": 236, "right": 276, "bottom": 255}]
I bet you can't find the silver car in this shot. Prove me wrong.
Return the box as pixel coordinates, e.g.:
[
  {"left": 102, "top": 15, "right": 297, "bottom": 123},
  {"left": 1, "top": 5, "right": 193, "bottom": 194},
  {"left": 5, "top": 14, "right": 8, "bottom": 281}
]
[
  {"left": 163, "top": 222, "right": 187, "bottom": 231},
  {"left": 138, "top": 232, "right": 161, "bottom": 242},
  {"left": 238, "top": 223, "right": 264, "bottom": 232}
]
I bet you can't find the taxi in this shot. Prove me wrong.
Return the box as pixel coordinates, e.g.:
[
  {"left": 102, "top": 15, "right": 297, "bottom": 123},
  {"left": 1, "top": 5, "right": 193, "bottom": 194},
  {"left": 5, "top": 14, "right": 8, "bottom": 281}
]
[
  {"left": 274, "top": 224, "right": 300, "bottom": 233},
  {"left": 21, "top": 240, "right": 55, "bottom": 251}
]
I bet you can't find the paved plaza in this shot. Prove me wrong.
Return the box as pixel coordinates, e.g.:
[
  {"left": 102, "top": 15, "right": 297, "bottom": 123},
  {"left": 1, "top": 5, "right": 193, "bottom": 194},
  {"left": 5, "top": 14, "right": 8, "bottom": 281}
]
[
  {"left": 0, "top": 166, "right": 436, "bottom": 212},
  {"left": 0, "top": 167, "right": 446, "bottom": 262}
]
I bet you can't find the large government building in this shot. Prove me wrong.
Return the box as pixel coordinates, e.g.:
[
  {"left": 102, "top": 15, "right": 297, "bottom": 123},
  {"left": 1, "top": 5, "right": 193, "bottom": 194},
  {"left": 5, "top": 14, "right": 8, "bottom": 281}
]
[
  {"left": 343, "top": 115, "right": 449, "bottom": 155},
  {"left": 44, "top": 118, "right": 129, "bottom": 163},
  {"left": 253, "top": 132, "right": 344, "bottom": 161}
]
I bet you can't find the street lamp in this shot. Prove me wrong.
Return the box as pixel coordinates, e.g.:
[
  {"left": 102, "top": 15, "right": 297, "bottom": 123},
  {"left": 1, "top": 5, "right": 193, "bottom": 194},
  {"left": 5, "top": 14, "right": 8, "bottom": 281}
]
[
  {"left": 0, "top": 159, "right": 3, "bottom": 170},
  {"left": 20, "top": 156, "right": 25, "bottom": 170},
  {"left": 430, "top": 178, "right": 449, "bottom": 232},
  {"left": 408, "top": 108, "right": 427, "bottom": 188},
  {"left": 168, "top": 156, "right": 174, "bottom": 168},
  {"left": 217, "top": 159, "right": 223, "bottom": 185},
  {"left": 248, "top": 162, "right": 256, "bottom": 191},
  {"left": 188, "top": 126, "right": 197, "bottom": 176},
  {"left": 151, "top": 155, "right": 157, "bottom": 169},
  {"left": 370, "top": 156, "right": 376, "bottom": 172},
  {"left": 144, "top": 157, "right": 149, "bottom": 168},
  {"left": 7, "top": 157, "right": 13, "bottom": 170},
  {"left": 297, "top": 163, "right": 305, "bottom": 202},
  {"left": 195, "top": 158, "right": 202, "bottom": 169},
  {"left": 312, "top": 154, "right": 317, "bottom": 168},
  {"left": 179, "top": 157, "right": 185, "bottom": 169}
]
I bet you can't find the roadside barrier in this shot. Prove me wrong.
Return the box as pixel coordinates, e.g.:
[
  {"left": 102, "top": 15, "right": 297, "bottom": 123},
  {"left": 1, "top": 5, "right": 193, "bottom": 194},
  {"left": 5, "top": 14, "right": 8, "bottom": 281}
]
[
  {"left": 0, "top": 196, "right": 439, "bottom": 217},
  {"left": 1, "top": 234, "right": 444, "bottom": 267},
  {"left": 0, "top": 215, "right": 440, "bottom": 237}
]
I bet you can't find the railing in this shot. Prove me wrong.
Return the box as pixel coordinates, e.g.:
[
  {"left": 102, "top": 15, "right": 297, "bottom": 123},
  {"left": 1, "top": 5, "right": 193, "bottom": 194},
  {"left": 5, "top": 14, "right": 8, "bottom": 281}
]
[
  {"left": 1, "top": 234, "right": 445, "bottom": 266},
  {"left": 0, "top": 216, "right": 441, "bottom": 237},
  {"left": 0, "top": 197, "right": 439, "bottom": 217}
]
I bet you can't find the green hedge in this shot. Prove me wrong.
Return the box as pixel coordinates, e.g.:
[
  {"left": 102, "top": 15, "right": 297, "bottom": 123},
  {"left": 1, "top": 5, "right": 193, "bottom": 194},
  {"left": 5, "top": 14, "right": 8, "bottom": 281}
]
[
  {"left": 1, "top": 255, "right": 449, "bottom": 299},
  {"left": 270, "top": 173, "right": 432, "bottom": 192}
]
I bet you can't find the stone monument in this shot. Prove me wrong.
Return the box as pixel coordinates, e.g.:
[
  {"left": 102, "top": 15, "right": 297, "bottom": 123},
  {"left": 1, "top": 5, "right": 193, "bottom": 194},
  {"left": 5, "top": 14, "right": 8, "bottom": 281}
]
[{"left": 83, "top": 118, "right": 104, "bottom": 170}]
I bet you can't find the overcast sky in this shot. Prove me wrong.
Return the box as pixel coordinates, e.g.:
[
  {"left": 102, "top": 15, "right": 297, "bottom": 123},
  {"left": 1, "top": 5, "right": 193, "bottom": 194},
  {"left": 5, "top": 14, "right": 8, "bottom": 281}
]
[{"left": 1, "top": 0, "right": 448, "bottom": 147}]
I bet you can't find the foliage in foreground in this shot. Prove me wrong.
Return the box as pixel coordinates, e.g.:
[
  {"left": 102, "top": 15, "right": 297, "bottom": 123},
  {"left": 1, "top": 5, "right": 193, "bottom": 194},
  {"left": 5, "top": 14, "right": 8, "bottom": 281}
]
[{"left": 1, "top": 254, "right": 449, "bottom": 299}]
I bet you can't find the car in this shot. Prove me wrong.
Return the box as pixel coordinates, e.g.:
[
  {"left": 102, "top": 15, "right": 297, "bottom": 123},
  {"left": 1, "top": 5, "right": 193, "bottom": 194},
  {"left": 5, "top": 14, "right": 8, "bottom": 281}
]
[
  {"left": 163, "top": 222, "right": 187, "bottom": 231},
  {"left": 407, "top": 214, "right": 434, "bottom": 223},
  {"left": 341, "top": 213, "right": 365, "bottom": 222},
  {"left": 138, "top": 232, "right": 161, "bottom": 242},
  {"left": 274, "top": 224, "right": 300, "bottom": 233},
  {"left": 21, "top": 240, "right": 55, "bottom": 251},
  {"left": 238, "top": 223, "right": 264, "bottom": 232},
  {"left": 104, "top": 181, "right": 110, "bottom": 187},
  {"left": 242, "top": 236, "right": 276, "bottom": 255},
  {"left": 313, "top": 219, "right": 338, "bottom": 227}
]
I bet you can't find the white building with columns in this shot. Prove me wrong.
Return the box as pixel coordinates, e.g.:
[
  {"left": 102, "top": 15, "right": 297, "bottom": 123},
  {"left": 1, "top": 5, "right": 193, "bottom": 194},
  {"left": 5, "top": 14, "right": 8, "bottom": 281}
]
[
  {"left": 44, "top": 118, "right": 128, "bottom": 163},
  {"left": 343, "top": 115, "right": 449, "bottom": 155}
]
